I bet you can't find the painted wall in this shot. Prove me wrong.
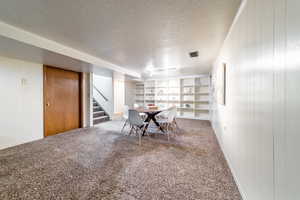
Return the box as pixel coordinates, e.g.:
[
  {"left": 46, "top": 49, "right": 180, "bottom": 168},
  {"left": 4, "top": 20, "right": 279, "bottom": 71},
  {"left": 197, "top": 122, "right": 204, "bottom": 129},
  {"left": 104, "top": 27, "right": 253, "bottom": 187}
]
[
  {"left": 212, "top": 0, "right": 300, "bottom": 199},
  {"left": 125, "top": 80, "right": 136, "bottom": 108},
  {"left": 81, "top": 72, "right": 93, "bottom": 128},
  {"left": 113, "top": 72, "right": 125, "bottom": 114},
  {"left": 0, "top": 56, "right": 43, "bottom": 150},
  {"left": 93, "top": 70, "right": 114, "bottom": 117}
]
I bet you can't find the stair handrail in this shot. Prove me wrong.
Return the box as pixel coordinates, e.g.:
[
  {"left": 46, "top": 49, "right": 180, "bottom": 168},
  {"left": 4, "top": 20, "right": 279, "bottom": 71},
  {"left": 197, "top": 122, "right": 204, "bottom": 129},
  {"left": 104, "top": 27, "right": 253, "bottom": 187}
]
[{"left": 93, "top": 85, "right": 109, "bottom": 102}]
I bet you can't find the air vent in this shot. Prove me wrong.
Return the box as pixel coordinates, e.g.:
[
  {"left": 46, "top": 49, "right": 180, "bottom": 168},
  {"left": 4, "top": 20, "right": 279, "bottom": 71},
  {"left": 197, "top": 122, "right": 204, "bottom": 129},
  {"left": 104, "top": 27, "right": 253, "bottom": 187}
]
[{"left": 189, "top": 51, "right": 199, "bottom": 58}]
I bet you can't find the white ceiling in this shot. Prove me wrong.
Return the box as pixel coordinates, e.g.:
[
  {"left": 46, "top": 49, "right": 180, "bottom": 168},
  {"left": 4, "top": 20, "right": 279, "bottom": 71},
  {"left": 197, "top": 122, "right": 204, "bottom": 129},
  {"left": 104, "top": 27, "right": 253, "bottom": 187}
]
[{"left": 0, "top": 0, "right": 240, "bottom": 77}]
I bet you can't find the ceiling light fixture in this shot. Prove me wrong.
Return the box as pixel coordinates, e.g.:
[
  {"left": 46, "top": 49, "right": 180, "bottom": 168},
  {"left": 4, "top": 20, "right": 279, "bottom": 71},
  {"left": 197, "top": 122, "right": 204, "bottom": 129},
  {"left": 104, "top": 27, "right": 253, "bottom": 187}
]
[
  {"left": 145, "top": 66, "right": 178, "bottom": 77},
  {"left": 146, "top": 66, "right": 177, "bottom": 73}
]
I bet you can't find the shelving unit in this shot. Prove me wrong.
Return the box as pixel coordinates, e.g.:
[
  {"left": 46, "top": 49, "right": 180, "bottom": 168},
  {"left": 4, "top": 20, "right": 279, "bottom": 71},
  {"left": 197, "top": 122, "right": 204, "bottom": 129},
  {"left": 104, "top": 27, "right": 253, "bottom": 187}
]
[
  {"left": 134, "top": 75, "right": 211, "bottom": 120},
  {"left": 135, "top": 82, "right": 145, "bottom": 107},
  {"left": 144, "top": 80, "right": 156, "bottom": 105}
]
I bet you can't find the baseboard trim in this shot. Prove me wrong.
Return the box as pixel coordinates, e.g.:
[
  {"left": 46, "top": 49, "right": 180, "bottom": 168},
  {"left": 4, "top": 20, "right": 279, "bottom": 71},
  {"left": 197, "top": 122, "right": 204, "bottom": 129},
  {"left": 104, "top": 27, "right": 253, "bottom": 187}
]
[{"left": 211, "top": 122, "right": 248, "bottom": 200}]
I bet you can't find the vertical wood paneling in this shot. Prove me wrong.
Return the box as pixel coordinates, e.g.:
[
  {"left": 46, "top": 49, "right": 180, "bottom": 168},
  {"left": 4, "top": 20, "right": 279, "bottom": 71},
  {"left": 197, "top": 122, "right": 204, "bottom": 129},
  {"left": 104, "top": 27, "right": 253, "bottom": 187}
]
[
  {"left": 213, "top": 0, "right": 300, "bottom": 199},
  {"left": 212, "top": 0, "right": 277, "bottom": 199},
  {"left": 285, "top": 0, "right": 300, "bottom": 199},
  {"left": 273, "top": 0, "right": 287, "bottom": 199}
]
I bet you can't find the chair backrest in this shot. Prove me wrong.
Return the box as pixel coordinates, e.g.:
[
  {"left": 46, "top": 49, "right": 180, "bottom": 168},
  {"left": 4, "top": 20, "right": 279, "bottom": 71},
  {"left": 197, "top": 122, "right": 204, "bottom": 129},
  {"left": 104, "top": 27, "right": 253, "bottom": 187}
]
[
  {"left": 157, "top": 106, "right": 176, "bottom": 119},
  {"left": 156, "top": 110, "right": 168, "bottom": 118},
  {"left": 128, "top": 109, "right": 144, "bottom": 126},
  {"left": 171, "top": 106, "right": 177, "bottom": 117},
  {"left": 123, "top": 105, "right": 129, "bottom": 119},
  {"left": 167, "top": 106, "right": 177, "bottom": 123}
]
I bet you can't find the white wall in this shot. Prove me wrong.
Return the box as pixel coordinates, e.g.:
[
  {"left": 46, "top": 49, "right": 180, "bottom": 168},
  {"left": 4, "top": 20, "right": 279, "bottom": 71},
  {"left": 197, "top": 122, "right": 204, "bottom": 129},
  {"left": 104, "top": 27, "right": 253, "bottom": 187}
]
[
  {"left": 113, "top": 72, "right": 125, "bottom": 114},
  {"left": 81, "top": 72, "right": 93, "bottom": 128},
  {"left": 212, "top": 0, "right": 300, "bottom": 200},
  {"left": 93, "top": 71, "right": 114, "bottom": 117},
  {"left": 125, "top": 80, "right": 136, "bottom": 108},
  {"left": 284, "top": 0, "right": 300, "bottom": 199},
  {"left": 0, "top": 56, "right": 43, "bottom": 150}
]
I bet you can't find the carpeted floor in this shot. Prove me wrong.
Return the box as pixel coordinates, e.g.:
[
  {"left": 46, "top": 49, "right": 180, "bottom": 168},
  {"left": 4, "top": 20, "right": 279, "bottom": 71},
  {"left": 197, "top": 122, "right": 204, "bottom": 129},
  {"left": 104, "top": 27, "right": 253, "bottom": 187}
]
[{"left": 0, "top": 119, "right": 241, "bottom": 200}]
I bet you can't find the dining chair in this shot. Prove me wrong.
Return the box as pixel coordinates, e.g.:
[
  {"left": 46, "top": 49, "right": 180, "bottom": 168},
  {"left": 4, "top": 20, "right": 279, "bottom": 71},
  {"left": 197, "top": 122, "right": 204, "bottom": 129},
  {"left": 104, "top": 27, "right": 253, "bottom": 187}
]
[
  {"left": 121, "top": 105, "right": 129, "bottom": 133},
  {"left": 128, "top": 109, "right": 149, "bottom": 145},
  {"left": 171, "top": 107, "right": 179, "bottom": 131},
  {"left": 157, "top": 107, "right": 177, "bottom": 141},
  {"left": 156, "top": 106, "right": 175, "bottom": 120},
  {"left": 134, "top": 103, "right": 147, "bottom": 120},
  {"left": 167, "top": 106, "right": 179, "bottom": 131},
  {"left": 156, "top": 110, "right": 168, "bottom": 120}
]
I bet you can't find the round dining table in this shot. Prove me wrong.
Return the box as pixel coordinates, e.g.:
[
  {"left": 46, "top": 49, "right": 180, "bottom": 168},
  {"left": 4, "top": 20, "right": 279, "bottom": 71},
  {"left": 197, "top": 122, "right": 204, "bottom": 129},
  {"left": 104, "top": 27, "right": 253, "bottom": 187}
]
[{"left": 136, "top": 108, "right": 166, "bottom": 136}]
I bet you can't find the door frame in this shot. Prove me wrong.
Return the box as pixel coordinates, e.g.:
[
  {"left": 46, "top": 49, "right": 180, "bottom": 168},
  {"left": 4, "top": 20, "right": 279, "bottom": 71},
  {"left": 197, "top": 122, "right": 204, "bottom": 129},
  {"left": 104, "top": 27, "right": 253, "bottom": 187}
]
[{"left": 43, "top": 65, "right": 83, "bottom": 137}]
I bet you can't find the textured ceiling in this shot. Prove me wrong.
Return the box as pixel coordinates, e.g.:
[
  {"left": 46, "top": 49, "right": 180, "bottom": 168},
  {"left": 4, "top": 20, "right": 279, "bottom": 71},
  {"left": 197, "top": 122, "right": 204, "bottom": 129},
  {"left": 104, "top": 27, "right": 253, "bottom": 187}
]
[{"left": 0, "top": 0, "right": 240, "bottom": 76}]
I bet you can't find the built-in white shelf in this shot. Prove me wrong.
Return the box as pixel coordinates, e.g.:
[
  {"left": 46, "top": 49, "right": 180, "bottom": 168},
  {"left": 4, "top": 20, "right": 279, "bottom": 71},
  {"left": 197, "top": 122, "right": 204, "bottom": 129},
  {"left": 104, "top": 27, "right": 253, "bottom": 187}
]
[{"left": 134, "top": 75, "right": 211, "bottom": 120}]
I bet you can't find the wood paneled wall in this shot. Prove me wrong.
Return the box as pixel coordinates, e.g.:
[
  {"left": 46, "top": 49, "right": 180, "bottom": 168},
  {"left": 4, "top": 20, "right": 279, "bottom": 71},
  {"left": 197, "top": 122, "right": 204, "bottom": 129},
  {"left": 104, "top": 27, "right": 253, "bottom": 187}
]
[{"left": 211, "top": 0, "right": 300, "bottom": 199}]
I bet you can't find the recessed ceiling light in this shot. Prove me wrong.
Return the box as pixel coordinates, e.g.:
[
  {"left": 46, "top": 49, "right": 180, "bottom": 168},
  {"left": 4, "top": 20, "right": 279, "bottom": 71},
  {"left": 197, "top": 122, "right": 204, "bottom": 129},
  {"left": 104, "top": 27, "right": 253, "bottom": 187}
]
[{"left": 145, "top": 66, "right": 178, "bottom": 76}]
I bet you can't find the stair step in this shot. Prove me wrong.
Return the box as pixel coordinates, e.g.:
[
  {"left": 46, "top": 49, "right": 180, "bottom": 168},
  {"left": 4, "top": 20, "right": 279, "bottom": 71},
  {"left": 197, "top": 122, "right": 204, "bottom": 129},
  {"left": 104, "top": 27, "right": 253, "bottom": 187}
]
[
  {"left": 93, "top": 111, "right": 105, "bottom": 117},
  {"left": 92, "top": 99, "right": 109, "bottom": 125},
  {"left": 93, "top": 106, "right": 102, "bottom": 112},
  {"left": 94, "top": 116, "right": 108, "bottom": 120},
  {"left": 93, "top": 116, "right": 109, "bottom": 125}
]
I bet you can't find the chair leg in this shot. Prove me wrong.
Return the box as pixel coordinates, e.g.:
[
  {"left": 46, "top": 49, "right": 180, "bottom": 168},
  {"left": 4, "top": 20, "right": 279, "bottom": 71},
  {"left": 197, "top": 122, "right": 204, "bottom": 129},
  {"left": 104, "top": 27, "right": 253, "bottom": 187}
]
[
  {"left": 173, "top": 120, "right": 179, "bottom": 134},
  {"left": 137, "top": 128, "right": 143, "bottom": 146},
  {"left": 121, "top": 120, "right": 128, "bottom": 133},
  {"left": 139, "top": 131, "right": 142, "bottom": 146},
  {"left": 174, "top": 120, "right": 179, "bottom": 129},
  {"left": 171, "top": 122, "right": 177, "bottom": 136},
  {"left": 129, "top": 125, "right": 134, "bottom": 135},
  {"left": 143, "top": 125, "right": 149, "bottom": 136},
  {"left": 166, "top": 123, "right": 170, "bottom": 141},
  {"left": 173, "top": 124, "right": 178, "bottom": 136},
  {"left": 133, "top": 126, "right": 137, "bottom": 135}
]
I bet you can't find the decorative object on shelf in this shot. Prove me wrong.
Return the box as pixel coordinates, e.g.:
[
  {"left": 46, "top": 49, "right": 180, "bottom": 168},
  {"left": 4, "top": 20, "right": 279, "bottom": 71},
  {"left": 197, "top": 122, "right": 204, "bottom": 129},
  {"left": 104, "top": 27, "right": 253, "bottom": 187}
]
[{"left": 185, "top": 104, "right": 191, "bottom": 108}]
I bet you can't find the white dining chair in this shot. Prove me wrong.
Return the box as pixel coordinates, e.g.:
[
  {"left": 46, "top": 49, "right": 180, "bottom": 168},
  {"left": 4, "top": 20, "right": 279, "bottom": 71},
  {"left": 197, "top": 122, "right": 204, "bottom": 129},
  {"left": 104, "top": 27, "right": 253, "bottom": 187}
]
[
  {"left": 156, "top": 106, "right": 175, "bottom": 120},
  {"left": 168, "top": 106, "right": 179, "bottom": 130},
  {"left": 121, "top": 105, "right": 129, "bottom": 133},
  {"left": 171, "top": 106, "right": 179, "bottom": 130},
  {"left": 157, "top": 106, "right": 178, "bottom": 140},
  {"left": 128, "top": 109, "right": 149, "bottom": 145},
  {"left": 156, "top": 109, "right": 168, "bottom": 120}
]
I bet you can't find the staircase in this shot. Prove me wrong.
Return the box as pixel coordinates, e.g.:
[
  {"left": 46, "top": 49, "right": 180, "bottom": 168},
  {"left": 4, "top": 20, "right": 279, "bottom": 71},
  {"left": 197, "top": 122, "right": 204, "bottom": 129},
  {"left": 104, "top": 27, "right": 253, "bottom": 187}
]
[{"left": 93, "top": 98, "right": 110, "bottom": 125}]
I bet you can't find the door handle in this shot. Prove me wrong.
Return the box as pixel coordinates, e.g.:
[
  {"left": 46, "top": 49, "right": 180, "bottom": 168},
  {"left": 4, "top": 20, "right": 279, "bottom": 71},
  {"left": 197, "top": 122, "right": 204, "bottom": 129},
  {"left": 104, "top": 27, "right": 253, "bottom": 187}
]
[{"left": 46, "top": 102, "right": 50, "bottom": 107}]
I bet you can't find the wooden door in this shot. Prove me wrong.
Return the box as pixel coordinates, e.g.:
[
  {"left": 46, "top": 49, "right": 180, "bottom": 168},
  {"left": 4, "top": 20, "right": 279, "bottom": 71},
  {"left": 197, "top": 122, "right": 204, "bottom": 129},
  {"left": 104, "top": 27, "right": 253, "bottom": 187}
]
[{"left": 44, "top": 66, "right": 81, "bottom": 137}]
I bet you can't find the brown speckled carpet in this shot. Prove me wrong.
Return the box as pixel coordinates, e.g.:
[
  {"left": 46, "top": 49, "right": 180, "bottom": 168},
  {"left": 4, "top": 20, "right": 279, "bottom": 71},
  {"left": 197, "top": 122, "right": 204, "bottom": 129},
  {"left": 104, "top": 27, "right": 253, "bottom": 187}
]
[{"left": 0, "top": 119, "right": 241, "bottom": 200}]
